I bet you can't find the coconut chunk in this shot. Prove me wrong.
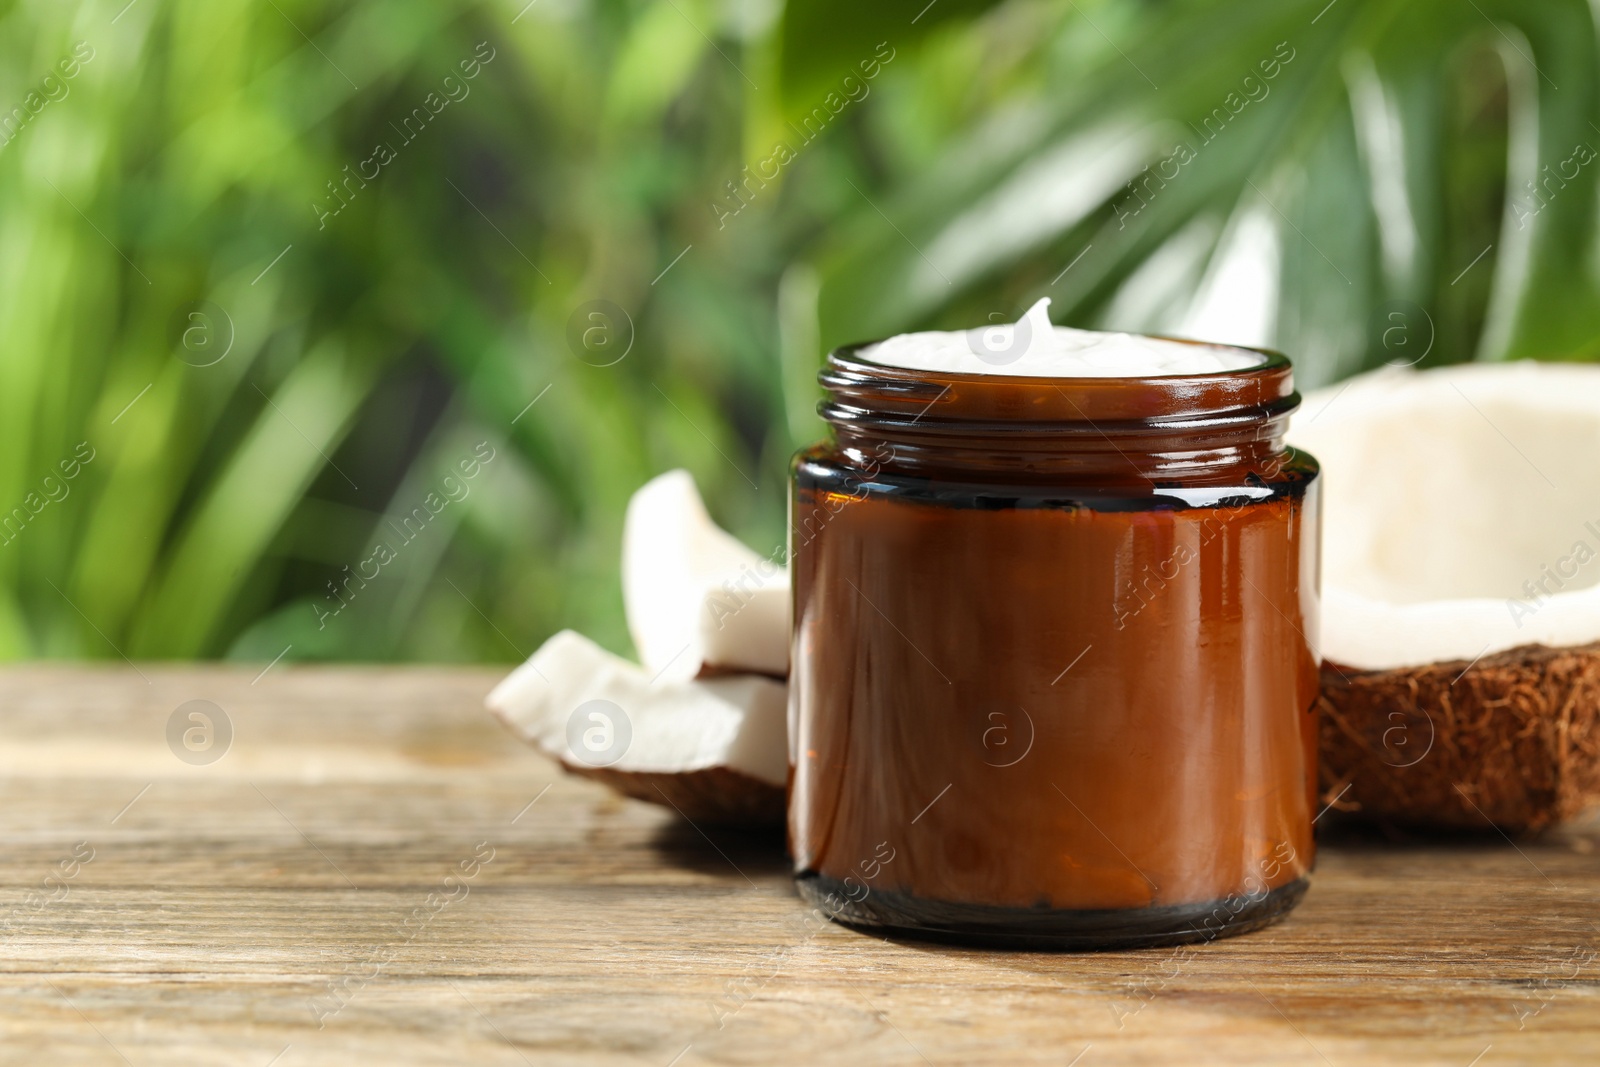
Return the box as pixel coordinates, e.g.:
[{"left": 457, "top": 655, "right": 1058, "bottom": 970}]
[
  {"left": 622, "top": 470, "right": 789, "bottom": 683},
  {"left": 1289, "top": 361, "right": 1600, "bottom": 830},
  {"left": 486, "top": 630, "right": 786, "bottom": 824},
  {"left": 1317, "top": 641, "right": 1600, "bottom": 832},
  {"left": 1290, "top": 361, "right": 1600, "bottom": 672}
]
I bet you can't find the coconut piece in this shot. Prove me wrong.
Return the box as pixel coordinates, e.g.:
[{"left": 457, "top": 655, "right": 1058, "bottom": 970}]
[
  {"left": 486, "top": 630, "right": 786, "bottom": 825},
  {"left": 1318, "top": 643, "right": 1600, "bottom": 833},
  {"left": 1289, "top": 361, "right": 1600, "bottom": 831},
  {"left": 622, "top": 470, "right": 789, "bottom": 683}
]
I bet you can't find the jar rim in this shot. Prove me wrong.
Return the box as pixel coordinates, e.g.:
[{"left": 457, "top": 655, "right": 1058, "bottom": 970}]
[{"left": 821, "top": 336, "right": 1298, "bottom": 430}]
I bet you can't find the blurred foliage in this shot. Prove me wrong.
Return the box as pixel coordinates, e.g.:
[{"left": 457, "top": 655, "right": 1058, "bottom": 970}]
[{"left": 0, "top": 0, "right": 1596, "bottom": 663}]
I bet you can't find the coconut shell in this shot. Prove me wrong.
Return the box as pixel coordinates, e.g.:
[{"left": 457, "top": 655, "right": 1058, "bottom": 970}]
[
  {"left": 559, "top": 760, "right": 786, "bottom": 826},
  {"left": 1318, "top": 642, "right": 1600, "bottom": 834}
]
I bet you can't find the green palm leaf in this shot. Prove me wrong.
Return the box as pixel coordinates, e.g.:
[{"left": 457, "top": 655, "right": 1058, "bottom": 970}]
[{"left": 797, "top": 0, "right": 1600, "bottom": 386}]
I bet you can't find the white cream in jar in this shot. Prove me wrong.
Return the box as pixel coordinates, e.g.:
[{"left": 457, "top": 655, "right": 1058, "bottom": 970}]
[{"left": 858, "top": 297, "right": 1263, "bottom": 378}]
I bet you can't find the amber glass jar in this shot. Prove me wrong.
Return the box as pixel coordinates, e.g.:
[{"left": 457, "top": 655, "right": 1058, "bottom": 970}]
[{"left": 788, "top": 341, "right": 1321, "bottom": 949}]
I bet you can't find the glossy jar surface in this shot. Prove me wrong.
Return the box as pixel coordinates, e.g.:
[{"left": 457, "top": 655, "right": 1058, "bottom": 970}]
[{"left": 788, "top": 341, "right": 1321, "bottom": 949}]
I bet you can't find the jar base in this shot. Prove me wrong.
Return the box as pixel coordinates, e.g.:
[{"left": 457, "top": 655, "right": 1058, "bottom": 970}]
[{"left": 794, "top": 873, "right": 1308, "bottom": 951}]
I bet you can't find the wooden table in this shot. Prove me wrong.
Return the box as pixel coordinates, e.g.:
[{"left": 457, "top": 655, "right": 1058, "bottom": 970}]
[{"left": 2, "top": 665, "right": 1598, "bottom": 1065}]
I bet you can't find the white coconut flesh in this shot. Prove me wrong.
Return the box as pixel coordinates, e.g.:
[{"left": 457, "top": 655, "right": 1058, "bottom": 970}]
[
  {"left": 622, "top": 470, "right": 789, "bottom": 683},
  {"left": 486, "top": 629, "right": 788, "bottom": 785},
  {"left": 1288, "top": 362, "right": 1600, "bottom": 672}
]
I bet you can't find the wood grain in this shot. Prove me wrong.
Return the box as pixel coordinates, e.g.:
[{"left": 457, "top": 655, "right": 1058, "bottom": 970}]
[{"left": 2, "top": 665, "right": 1599, "bottom": 1065}]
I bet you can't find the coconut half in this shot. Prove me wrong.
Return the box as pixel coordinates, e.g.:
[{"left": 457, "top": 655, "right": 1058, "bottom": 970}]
[
  {"left": 1288, "top": 361, "right": 1600, "bottom": 831},
  {"left": 486, "top": 630, "right": 787, "bottom": 824},
  {"left": 622, "top": 470, "right": 789, "bottom": 683}
]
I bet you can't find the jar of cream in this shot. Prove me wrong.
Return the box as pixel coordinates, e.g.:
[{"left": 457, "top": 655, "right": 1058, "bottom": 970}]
[{"left": 788, "top": 299, "right": 1321, "bottom": 949}]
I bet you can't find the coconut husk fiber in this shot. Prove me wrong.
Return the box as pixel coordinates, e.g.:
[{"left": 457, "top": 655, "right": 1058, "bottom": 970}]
[
  {"left": 560, "top": 760, "right": 785, "bottom": 826},
  {"left": 1318, "top": 642, "right": 1600, "bottom": 834}
]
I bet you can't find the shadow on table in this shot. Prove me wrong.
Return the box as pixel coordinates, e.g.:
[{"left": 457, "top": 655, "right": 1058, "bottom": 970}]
[
  {"left": 648, "top": 819, "right": 791, "bottom": 881},
  {"left": 1315, "top": 807, "right": 1599, "bottom": 849}
]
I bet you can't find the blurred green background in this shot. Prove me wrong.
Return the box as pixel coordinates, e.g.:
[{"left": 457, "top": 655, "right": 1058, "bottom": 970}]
[{"left": 2, "top": 0, "right": 1597, "bottom": 663}]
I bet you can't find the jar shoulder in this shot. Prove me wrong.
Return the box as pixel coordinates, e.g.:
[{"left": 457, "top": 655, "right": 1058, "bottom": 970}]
[{"left": 794, "top": 440, "right": 1318, "bottom": 510}]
